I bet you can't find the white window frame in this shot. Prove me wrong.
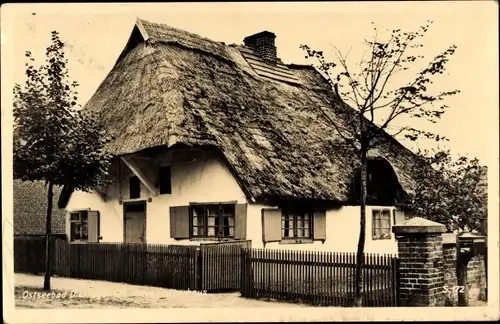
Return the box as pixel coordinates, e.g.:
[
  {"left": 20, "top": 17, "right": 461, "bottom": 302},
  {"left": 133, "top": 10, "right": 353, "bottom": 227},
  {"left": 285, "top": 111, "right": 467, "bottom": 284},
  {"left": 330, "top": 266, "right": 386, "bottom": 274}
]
[
  {"left": 69, "top": 209, "right": 90, "bottom": 242},
  {"left": 372, "top": 208, "right": 392, "bottom": 240},
  {"left": 190, "top": 203, "right": 236, "bottom": 239},
  {"left": 281, "top": 210, "right": 313, "bottom": 240}
]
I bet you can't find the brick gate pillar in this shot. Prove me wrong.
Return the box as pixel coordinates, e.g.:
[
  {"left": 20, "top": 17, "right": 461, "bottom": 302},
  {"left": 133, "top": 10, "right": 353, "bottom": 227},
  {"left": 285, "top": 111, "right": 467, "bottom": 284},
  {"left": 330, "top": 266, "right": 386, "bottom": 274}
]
[{"left": 392, "top": 217, "right": 446, "bottom": 306}]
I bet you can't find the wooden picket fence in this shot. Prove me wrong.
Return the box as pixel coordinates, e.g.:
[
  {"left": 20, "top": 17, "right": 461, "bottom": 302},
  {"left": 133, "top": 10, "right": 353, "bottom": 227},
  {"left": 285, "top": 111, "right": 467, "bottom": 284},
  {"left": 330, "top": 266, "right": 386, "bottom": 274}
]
[
  {"left": 14, "top": 237, "right": 251, "bottom": 292},
  {"left": 14, "top": 237, "right": 400, "bottom": 306},
  {"left": 13, "top": 236, "right": 47, "bottom": 274},
  {"left": 240, "top": 248, "right": 400, "bottom": 307}
]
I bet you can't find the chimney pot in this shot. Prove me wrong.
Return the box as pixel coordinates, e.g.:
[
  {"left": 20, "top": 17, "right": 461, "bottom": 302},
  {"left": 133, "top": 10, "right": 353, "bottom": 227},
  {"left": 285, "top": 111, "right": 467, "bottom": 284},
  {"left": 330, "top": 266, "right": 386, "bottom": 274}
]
[{"left": 243, "top": 31, "right": 277, "bottom": 62}]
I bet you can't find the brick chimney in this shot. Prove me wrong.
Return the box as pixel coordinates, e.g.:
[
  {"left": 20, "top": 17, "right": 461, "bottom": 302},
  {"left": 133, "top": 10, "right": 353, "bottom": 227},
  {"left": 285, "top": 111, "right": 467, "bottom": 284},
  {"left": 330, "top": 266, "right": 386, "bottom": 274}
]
[{"left": 243, "top": 31, "right": 277, "bottom": 62}]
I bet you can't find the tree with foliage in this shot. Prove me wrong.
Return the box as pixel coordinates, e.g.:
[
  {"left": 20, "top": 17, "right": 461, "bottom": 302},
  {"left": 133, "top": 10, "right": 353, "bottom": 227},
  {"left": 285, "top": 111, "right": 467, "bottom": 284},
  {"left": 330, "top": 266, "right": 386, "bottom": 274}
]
[
  {"left": 300, "top": 21, "right": 459, "bottom": 306},
  {"left": 411, "top": 149, "right": 487, "bottom": 233},
  {"left": 13, "top": 31, "right": 112, "bottom": 290}
]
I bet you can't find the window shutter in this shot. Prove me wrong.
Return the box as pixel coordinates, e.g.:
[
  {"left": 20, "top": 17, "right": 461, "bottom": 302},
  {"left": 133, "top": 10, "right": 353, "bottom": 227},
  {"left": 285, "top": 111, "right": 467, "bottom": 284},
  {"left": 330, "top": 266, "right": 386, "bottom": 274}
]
[
  {"left": 87, "top": 210, "right": 100, "bottom": 243},
  {"left": 313, "top": 210, "right": 326, "bottom": 241},
  {"left": 234, "top": 203, "right": 247, "bottom": 239},
  {"left": 372, "top": 210, "right": 380, "bottom": 239},
  {"left": 261, "top": 208, "right": 282, "bottom": 243},
  {"left": 393, "top": 208, "right": 405, "bottom": 225},
  {"left": 170, "top": 206, "right": 190, "bottom": 239}
]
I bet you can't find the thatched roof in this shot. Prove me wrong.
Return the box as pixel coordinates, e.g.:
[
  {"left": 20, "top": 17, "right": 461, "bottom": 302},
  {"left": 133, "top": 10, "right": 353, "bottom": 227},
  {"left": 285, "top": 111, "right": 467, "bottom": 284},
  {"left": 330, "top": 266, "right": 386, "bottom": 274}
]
[
  {"left": 13, "top": 180, "right": 66, "bottom": 235},
  {"left": 83, "top": 18, "right": 422, "bottom": 203}
]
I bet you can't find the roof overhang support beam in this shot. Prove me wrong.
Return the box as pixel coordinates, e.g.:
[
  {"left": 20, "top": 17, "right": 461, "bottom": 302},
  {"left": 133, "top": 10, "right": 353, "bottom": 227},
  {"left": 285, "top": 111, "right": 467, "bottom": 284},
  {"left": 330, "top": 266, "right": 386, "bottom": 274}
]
[{"left": 121, "top": 155, "right": 158, "bottom": 197}]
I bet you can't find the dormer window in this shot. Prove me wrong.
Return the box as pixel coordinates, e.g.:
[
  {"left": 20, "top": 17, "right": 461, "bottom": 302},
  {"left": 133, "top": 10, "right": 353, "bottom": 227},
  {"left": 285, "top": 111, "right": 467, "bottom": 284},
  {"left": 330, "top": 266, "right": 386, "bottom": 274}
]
[
  {"left": 159, "top": 166, "right": 171, "bottom": 195},
  {"left": 129, "top": 176, "right": 140, "bottom": 199}
]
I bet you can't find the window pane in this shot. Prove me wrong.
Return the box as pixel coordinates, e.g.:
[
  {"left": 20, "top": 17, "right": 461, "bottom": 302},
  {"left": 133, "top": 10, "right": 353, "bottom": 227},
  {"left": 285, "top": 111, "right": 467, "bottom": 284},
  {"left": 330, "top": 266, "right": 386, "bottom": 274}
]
[
  {"left": 373, "top": 210, "right": 382, "bottom": 237},
  {"left": 70, "top": 223, "right": 79, "bottom": 240},
  {"left": 192, "top": 206, "right": 205, "bottom": 236},
  {"left": 218, "top": 205, "right": 234, "bottom": 238},
  {"left": 207, "top": 207, "right": 219, "bottom": 217},
  {"left": 304, "top": 218, "right": 310, "bottom": 238},
  {"left": 197, "top": 216, "right": 205, "bottom": 227},
  {"left": 282, "top": 214, "right": 291, "bottom": 238},
  {"left": 382, "top": 217, "right": 390, "bottom": 229},
  {"left": 297, "top": 216, "right": 304, "bottom": 230},
  {"left": 82, "top": 223, "right": 88, "bottom": 239},
  {"left": 192, "top": 206, "right": 204, "bottom": 217},
  {"left": 208, "top": 226, "right": 215, "bottom": 236},
  {"left": 70, "top": 213, "right": 80, "bottom": 221},
  {"left": 222, "top": 204, "right": 234, "bottom": 216},
  {"left": 81, "top": 211, "right": 88, "bottom": 222},
  {"left": 283, "top": 216, "right": 290, "bottom": 228},
  {"left": 208, "top": 216, "right": 215, "bottom": 227},
  {"left": 381, "top": 210, "right": 391, "bottom": 232}
]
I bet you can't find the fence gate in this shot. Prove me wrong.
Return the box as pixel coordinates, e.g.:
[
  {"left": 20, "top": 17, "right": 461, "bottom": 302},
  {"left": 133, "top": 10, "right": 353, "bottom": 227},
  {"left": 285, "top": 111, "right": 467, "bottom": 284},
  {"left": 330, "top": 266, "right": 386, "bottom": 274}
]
[{"left": 199, "top": 240, "right": 252, "bottom": 292}]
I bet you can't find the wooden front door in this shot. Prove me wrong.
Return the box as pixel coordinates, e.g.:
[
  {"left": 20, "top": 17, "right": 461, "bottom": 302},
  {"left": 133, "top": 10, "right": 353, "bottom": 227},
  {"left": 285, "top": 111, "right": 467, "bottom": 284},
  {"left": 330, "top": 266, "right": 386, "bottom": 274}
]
[{"left": 124, "top": 202, "right": 146, "bottom": 243}]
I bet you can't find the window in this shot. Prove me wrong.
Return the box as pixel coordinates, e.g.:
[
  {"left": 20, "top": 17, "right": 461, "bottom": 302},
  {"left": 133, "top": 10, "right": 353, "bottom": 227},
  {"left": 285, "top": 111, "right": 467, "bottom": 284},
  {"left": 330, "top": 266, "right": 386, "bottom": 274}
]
[
  {"left": 281, "top": 210, "right": 312, "bottom": 239},
  {"left": 159, "top": 166, "right": 171, "bottom": 194},
  {"left": 191, "top": 204, "right": 235, "bottom": 238},
  {"left": 372, "top": 209, "right": 391, "bottom": 240},
  {"left": 70, "top": 211, "right": 88, "bottom": 241},
  {"left": 129, "top": 176, "right": 140, "bottom": 199}
]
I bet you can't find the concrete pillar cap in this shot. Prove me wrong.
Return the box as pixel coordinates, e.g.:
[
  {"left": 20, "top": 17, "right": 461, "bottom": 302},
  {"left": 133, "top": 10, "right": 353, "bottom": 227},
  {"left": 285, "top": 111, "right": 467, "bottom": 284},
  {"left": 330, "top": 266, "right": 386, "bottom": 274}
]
[{"left": 392, "top": 217, "right": 446, "bottom": 235}]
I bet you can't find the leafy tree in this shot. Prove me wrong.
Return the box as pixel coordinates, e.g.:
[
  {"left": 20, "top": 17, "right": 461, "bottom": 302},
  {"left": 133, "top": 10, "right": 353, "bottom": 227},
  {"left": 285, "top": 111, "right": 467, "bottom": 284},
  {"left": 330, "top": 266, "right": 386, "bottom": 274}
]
[
  {"left": 300, "top": 21, "right": 459, "bottom": 306},
  {"left": 411, "top": 149, "right": 487, "bottom": 233},
  {"left": 13, "top": 31, "right": 112, "bottom": 290}
]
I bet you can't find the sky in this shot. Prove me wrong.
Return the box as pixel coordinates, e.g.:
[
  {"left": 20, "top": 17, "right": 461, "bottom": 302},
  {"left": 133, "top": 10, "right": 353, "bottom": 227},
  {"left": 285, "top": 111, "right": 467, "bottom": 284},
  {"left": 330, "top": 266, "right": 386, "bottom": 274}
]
[{"left": 1, "top": 2, "right": 498, "bottom": 165}]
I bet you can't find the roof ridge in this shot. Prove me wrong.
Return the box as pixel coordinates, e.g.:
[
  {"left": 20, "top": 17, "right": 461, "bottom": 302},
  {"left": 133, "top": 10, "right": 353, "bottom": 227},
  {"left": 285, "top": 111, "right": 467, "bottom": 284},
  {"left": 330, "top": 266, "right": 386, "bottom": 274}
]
[{"left": 137, "top": 18, "right": 227, "bottom": 46}]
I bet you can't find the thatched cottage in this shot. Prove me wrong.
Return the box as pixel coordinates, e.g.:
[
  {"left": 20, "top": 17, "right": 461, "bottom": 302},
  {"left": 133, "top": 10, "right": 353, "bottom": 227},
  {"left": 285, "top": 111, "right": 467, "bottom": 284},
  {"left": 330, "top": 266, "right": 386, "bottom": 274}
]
[{"left": 61, "top": 18, "right": 421, "bottom": 253}]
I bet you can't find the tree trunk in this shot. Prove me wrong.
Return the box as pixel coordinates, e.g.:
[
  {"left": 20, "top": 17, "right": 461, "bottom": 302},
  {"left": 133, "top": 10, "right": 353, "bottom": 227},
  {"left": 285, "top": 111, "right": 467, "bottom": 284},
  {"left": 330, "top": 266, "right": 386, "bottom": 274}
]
[
  {"left": 43, "top": 181, "right": 54, "bottom": 291},
  {"left": 354, "top": 149, "right": 367, "bottom": 307}
]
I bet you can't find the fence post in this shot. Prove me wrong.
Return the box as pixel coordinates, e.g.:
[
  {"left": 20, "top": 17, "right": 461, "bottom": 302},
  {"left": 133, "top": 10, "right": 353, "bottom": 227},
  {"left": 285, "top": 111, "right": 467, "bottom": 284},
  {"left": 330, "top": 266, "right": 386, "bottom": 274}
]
[
  {"left": 240, "top": 248, "right": 246, "bottom": 296},
  {"left": 394, "top": 257, "right": 401, "bottom": 306},
  {"left": 392, "top": 217, "right": 446, "bottom": 307},
  {"left": 195, "top": 247, "right": 202, "bottom": 291}
]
